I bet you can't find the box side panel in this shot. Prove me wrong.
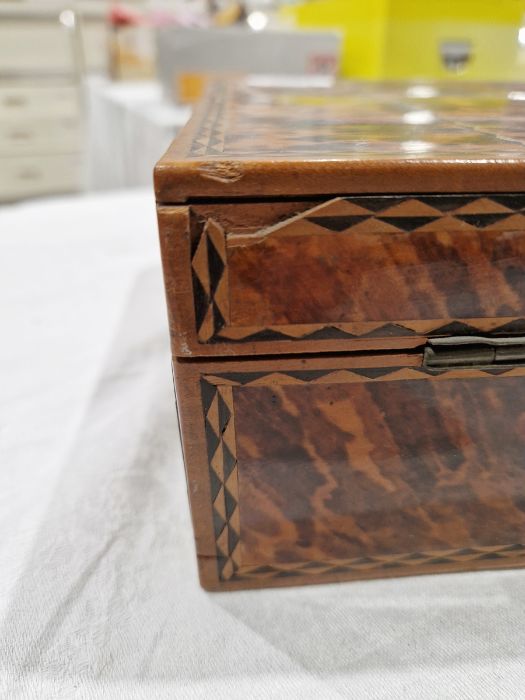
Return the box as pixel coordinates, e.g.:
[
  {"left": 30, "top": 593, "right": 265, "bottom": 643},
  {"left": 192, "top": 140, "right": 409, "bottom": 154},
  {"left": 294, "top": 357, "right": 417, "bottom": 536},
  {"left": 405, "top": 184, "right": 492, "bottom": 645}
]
[{"left": 157, "top": 205, "right": 199, "bottom": 358}]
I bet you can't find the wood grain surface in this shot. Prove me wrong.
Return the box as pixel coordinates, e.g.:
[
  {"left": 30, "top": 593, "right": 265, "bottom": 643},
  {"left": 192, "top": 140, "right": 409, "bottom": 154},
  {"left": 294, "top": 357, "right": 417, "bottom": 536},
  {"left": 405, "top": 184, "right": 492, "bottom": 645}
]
[
  {"left": 159, "top": 194, "right": 525, "bottom": 357},
  {"left": 157, "top": 80, "right": 525, "bottom": 591},
  {"left": 174, "top": 354, "right": 525, "bottom": 590},
  {"left": 155, "top": 80, "right": 525, "bottom": 201}
]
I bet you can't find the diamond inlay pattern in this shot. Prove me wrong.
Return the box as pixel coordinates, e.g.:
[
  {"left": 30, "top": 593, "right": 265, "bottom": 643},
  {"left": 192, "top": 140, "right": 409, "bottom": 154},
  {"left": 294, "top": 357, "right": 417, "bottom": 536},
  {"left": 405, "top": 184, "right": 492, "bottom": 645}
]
[
  {"left": 201, "top": 379, "right": 240, "bottom": 581},
  {"left": 190, "top": 193, "right": 525, "bottom": 344},
  {"left": 201, "top": 367, "right": 525, "bottom": 582}
]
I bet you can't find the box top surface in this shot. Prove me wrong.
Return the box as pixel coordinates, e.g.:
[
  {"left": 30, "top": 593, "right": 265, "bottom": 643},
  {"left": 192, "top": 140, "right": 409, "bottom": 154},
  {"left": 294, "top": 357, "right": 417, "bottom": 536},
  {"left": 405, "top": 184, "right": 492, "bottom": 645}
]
[{"left": 155, "top": 79, "right": 525, "bottom": 202}]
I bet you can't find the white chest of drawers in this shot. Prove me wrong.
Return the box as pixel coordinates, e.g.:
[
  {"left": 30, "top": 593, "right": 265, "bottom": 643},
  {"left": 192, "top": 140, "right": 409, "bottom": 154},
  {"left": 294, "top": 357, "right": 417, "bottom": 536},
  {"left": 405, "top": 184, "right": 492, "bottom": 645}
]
[{"left": 0, "top": 4, "right": 84, "bottom": 202}]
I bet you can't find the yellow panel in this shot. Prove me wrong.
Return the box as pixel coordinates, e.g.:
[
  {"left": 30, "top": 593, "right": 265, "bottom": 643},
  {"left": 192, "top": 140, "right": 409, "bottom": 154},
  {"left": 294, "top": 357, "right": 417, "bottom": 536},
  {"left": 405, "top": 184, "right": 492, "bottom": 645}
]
[
  {"left": 384, "top": 20, "right": 523, "bottom": 80},
  {"left": 282, "top": 0, "right": 525, "bottom": 80},
  {"left": 280, "top": 0, "right": 389, "bottom": 79},
  {"left": 389, "top": 0, "right": 524, "bottom": 23}
]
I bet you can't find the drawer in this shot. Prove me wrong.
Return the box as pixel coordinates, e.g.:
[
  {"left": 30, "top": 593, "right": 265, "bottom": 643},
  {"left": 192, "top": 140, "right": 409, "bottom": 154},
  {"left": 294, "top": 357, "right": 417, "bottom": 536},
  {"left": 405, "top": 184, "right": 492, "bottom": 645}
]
[
  {"left": 0, "top": 118, "right": 82, "bottom": 156},
  {"left": 0, "top": 20, "right": 76, "bottom": 74},
  {"left": 0, "top": 153, "right": 82, "bottom": 201},
  {"left": 0, "top": 85, "right": 79, "bottom": 120},
  {"left": 158, "top": 193, "right": 525, "bottom": 357},
  {"left": 175, "top": 350, "right": 525, "bottom": 590}
]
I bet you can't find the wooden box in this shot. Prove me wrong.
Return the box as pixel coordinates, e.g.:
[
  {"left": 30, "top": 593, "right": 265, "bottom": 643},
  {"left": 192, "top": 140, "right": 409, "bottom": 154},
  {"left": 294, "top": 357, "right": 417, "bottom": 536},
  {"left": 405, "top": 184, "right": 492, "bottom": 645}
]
[{"left": 155, "top": 80, "right": 525, "bottom": 591}]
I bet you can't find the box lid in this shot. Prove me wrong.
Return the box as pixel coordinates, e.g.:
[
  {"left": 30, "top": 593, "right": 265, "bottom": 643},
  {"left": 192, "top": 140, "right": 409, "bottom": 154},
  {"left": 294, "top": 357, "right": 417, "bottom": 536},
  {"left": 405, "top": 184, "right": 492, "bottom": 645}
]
[{"left": 155, "top": 79, "right": 525, "bottom": 203}]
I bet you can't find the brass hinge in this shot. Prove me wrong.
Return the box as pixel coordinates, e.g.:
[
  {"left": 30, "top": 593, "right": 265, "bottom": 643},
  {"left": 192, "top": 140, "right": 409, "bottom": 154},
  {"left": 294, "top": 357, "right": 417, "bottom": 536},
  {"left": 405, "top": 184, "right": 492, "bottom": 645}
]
[{"left": 423, "top": 336, "right": 525, "bottom": 369}]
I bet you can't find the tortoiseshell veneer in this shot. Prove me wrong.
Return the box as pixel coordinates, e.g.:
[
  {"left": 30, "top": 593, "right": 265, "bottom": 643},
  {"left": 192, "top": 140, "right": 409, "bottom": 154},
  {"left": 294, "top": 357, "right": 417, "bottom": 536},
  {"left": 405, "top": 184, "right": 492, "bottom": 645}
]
[{"left": 156, "top": 80, "right": 525, "bottom": 590}]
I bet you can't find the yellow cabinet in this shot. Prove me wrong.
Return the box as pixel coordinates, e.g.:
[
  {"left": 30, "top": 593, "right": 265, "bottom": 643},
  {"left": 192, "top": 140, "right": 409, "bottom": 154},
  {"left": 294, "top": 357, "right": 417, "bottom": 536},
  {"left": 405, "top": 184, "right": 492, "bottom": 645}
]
[{"left": 282, "top": 0, "right": 525, "bottom": 80}]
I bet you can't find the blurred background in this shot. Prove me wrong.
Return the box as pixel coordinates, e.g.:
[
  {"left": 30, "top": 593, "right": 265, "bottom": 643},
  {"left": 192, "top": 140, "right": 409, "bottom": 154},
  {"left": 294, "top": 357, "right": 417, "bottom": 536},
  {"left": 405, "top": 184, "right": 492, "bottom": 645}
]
[
  {"left": 6, "top": 5, "right": 525, "bottom": 697},
  {"left": 2, "top": 0, "right": 525, "bottom": 203}
]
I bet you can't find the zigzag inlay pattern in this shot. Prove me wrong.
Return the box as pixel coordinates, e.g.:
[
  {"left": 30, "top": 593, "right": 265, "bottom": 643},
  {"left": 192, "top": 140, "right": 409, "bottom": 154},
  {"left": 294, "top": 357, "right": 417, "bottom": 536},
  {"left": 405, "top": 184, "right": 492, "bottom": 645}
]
[
  {"left": 189, "top": 84, "right": 228, "bottom": 157},
  {"left": 190, "top": 193, "right": 525, "bottom": 345},
  {"left": 203, "top": 368, "right": 525, "bottom": 582},
  {"left": 237, "top": 543, "right": 525, "bottom": 580},
  {"left": 191, "top": 219, "right": 228, "bottom": 341},
  {"left": 201, "top": 379, "right": 240, "bottom": 581},
  {"left": 203, "top": 365, "right": 525, "bottom": 388}
]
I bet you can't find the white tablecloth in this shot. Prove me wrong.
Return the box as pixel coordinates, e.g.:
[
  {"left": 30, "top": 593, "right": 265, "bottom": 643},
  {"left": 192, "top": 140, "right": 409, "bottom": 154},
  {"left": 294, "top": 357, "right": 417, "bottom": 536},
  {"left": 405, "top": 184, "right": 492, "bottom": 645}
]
[{"left": 1, "top": 190, "right": 525, "bottom": 699}]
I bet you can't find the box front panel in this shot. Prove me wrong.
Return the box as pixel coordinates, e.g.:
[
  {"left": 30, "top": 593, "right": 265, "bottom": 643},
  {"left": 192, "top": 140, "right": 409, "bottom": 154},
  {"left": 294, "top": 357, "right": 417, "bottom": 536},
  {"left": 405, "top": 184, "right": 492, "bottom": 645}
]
[
  {"left": 195, "top": 362, "right": 525, "bottom": 588},
  {"left": 226, "top": 201, "right": 525, "bottom": 326},
  {"left": 160, "top": 193, "right": 525, "bottom": 357}
]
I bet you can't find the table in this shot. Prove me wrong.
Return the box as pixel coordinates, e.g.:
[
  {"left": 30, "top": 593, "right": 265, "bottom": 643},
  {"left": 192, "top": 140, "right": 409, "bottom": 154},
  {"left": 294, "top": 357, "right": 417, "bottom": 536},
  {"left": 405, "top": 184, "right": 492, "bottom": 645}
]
[{"left": 1, "top": 190, "right": 525, "bottom": 699}]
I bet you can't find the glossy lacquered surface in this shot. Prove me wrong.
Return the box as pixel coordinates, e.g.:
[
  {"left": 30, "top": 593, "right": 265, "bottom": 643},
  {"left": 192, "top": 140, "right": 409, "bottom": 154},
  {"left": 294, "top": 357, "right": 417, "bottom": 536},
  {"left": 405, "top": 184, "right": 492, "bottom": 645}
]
[
  {"left": 159, "top": 193, "right": 525, "bottom": 357},
  {"left": 155, "top": 80, "right": 525, "bottom": 201},
  {"left": 175, "top": 354, "right": 525, "bottom": 590},
  {"left": 156, "top": 79, "right": 525, "bottom": 591}
]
